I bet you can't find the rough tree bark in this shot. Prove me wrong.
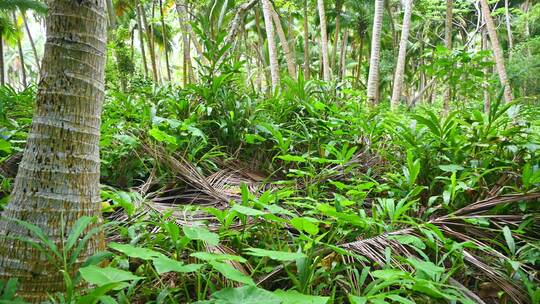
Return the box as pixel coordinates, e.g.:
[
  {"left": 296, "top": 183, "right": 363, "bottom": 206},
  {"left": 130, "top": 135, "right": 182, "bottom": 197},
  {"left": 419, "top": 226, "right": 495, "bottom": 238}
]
[
  {"left": 317, "top": 0, "right": 331, "bottom": 81},
  {"left": 0, "top": 0, "right": 107, "bottom": 301},
  {"left": 391, "top": 0, "right": 413, "bottom": 109},
  {"left": 480, "top": 0, "right": 513, "bottom": 103},
  {"left": 367, "top": 0, "right": 384, "bottom": 103}
]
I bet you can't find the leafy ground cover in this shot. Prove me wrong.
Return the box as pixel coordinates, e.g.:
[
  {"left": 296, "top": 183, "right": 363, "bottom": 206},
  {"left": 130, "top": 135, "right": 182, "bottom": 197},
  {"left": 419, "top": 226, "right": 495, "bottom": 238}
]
[{"left": 1, "top": 71, "right": 539, "bottom": 303}]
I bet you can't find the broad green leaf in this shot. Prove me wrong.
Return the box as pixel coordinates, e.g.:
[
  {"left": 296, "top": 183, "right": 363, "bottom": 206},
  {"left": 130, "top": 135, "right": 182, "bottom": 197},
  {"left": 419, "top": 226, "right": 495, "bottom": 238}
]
[
  {"left": 503, "top": 226, "right": 516, "bottom": 255},
  {"left": 277, "top": 155, "right": 307, "bottom": 162},
  {"left": 291, "top": 217, "right": 319, "bottom": 235},
  {"left": 388, "top": 235, "right": 426, "bottom": 250},
  {"left": 108, "top": 243, "right": 162, "bottom": 260},
  {"left": 183, "top": 226, "right": 220, "bottom": 246},
  {"left": 76, "top": 283, "right": 123, "bottom": 304},
  {"left": 79, "top": 265, "right": 141, "bottom": 288},
  {"left": 231, "top": 205, "right": 266, "bottom": 216},
  {"left": 191, "top": 252, "right": 247, "bottom": 263},
  {"left": 438, "top": 164, "right": 464, "bottom": 172},
  {"left": 209, "top": 286, "right": 280, "bottom": 304},
  {"left": 245, "top": 248, "right": 306, "bottom": 261},
  {"left": 406, "top": 258, "right": 444, "bottom": 279},
  {"left": 149, "top": 128, "right": 177, "bottom": 145},
  {"left": 152, "top": 256, "right": 203, "bottom": 274},
  {"left": 209, "top": 261, "right": 254, "bottom": 285},
  {"left": 371, "top": 269, "right": 408, "bottom": 280},
  {"left": 348, "top": 295, "right": 367, "bottom": 304},
  {"left": 274, "top": 290, "right": 330, "bottom": 304}
]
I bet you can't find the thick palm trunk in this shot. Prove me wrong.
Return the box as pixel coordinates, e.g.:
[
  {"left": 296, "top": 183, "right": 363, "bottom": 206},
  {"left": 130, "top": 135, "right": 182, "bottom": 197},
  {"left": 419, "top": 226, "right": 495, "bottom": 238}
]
[
  {"left": 159, "top": 0, "right": 172, "bottom": 82},
  {"left": 22, "top": 13, "right": 40, "bottom": 75},
  {"left": 443, "top": 0, "right": 453, "bottom": 111},
  {"left": 271, "top": 8, "right": 296, "bottom": 78},
  {"left": 317, "top": 0, "right": 330, "bottom": 82},
  {"left": 136, "top": 4, "right": 149, "bottom": 78},
  {"left": 0, "top": 0, "right": 107, "bottom": 301},
  {"left": 480, "top": 0, "right": 512, "bottom": 103},
  {"left": 13, "top": 12, "right": 27, "bottom": 87},
  {"left": 390, "top": 0, "right": 413, "bottom": 109},
  {"left": 303, "top": 0, "right": 310, "bottom": 80},
  {"left": 261, "top": 0, "right": 280, "bottom": 92},
  {"left": 367, "top": 0, "right": 384, "bottom": 103}
]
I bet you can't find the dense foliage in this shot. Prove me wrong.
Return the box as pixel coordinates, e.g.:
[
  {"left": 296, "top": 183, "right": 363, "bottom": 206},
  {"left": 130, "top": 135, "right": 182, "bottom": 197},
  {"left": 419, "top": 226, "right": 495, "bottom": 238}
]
[{"left": 0, "top": 0, "right": 539, "bottom": 303}]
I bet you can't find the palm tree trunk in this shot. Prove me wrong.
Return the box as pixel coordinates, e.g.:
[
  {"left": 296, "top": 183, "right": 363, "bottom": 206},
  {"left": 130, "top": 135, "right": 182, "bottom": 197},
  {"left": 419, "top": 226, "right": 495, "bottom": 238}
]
[
  {"left": 138, "top": 0, "right": 159, "bottom": 82},
  {"left": 480, "top": 0, "right": 512, "bottom": 103},
  {"left": 0, "top": 35, "right": 4, "bottom": 86},
  {"left": 175, "top": 0, "right": 204, "bottom": 59},
  {"left": 0, "top": 0, "right": 107, "bottom": 301},
  {"left": 317, "top": 0, "right": 331, "bottom": 82},
  {"left": 13, "top": 12, "right": 28, "bottom": 88},
  {"left": 22, "top": 13, "right": 40, "bottom": 74},
  {"left": 271, "top": 7, "right": 296, "bottom": 78},
  {"left": 339, "top": 30, "right": 348, "bottom": 81},
  {"left": 331, "top": 0, "right": 343, "bottom": 71},
  {"left": 482, "top": 27, "right": 490, "bottom": 113},
  {"left": 159, "top": 0, "right": 172, "bottom": 82},
  {"left": 136, "top": 3, "right": 149, "bottom": 78},
  {"left": 504, "top": 0, "right": 513, "bottom": 59},
  {"left": 443, "top": 0, "right": 453, "bottom": 112},
  {"left": 367, "top": 0, "right": 384, "bottom": 103},
  {"left": 390, "top": 0, "right": 413, "bottom": 109},
  {"left": 303, "top": 0, "right": 310, "bottom": 80},
  {"left": 261, "top": 0, "right": 280, "bottom": 92}
]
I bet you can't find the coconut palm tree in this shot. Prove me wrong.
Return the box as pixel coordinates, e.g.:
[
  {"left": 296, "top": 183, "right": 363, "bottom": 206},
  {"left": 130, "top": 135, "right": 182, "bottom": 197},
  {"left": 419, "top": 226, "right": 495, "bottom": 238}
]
[
  {"left": 480, "top": 0, "right": 513, "bottom": 103},
  {"left": 390, "top": 0, "right": 413, "bottom": 109},
  {"left": 271, "top": 6, "right": 296, "bottom": 78},
  {"left": 317, "top": 0, "right": 331, "bottom": 81},
  {"left": 0, "top": 0, "right": 107, "bottom": 301},
  {"left": 261, "top": 0, "right": 280, "bottom": 91},
  {"left": 367, "top": 0, "right": 384, "bottom": 103}
]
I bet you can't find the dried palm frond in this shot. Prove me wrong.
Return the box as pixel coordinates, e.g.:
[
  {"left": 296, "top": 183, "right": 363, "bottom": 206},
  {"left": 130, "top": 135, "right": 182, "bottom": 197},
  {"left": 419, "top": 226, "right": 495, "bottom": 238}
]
[{"left": 340, "top": 192, "right": 540, "bottom": 304}]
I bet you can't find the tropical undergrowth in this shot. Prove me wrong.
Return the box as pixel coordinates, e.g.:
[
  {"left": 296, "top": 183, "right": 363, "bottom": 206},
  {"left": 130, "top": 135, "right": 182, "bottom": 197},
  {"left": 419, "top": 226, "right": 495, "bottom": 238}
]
[{"left": 0, "top": 66, "right": 539, "bottom": 304}]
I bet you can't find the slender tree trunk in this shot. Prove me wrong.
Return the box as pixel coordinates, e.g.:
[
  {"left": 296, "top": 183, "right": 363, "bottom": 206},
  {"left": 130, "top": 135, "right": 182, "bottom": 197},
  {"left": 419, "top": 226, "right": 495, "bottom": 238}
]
[
  {"left": 175, "top": 0, "right": 203, "bottom": 59},
  {"left": 255, "top": 9, "right": 270, "bottom": 88},
  {"left": 480, "top": 0, "right": 512, "bottom": 103},
  {"left": 339, "top": 30, "right": 348, "bottom": 81},
  {"left": 261, "top": 0, "right": 280, "bottom": 92},
  {"left": 331, "top": 0, "right": 343, "bottom": 71},
  {"left": 0, "top": 0, "right": 107, "bottom": 301},
  {"left": 0, "top": 35, "right": 4, "bottom": 86},
  {"left": 504, "top": 0, "right": 513, "bottom": 59},
  {"left": 367, "top": 0, "right": 384, "bottom": 103},
  {"left": 139, "top": 0, "right": 159, "bottom": 82},
  {"left": 12, "top": 12, "right": 27, "bottom": 87},
  {"left": 443, "top": 0, "right": 453, "bottom": 112},
  {"left": 482, "top": 28, "right": 491, "bottom": 113},
  {"left": 390, "top": 0, "right": 413, "bottom": 110},
  {"left": 136, "top": 4, "right": 149, "bottom": 78},
  {"left": 22, "top": 13, "right": 40, "bottom": 74},
  {"left": 356, "top": 37, "right": 364, "bottom": 88},
  {"left": 159, "top": 0, "right": 172, "bottom": 82},
  {"left": 271, "top": 7, "right": 296, "bottom": 78},
  {"left": 317, "top": 0, "right": 331, "bottom": 81},
  {"left": 303, "top": 0, "right": 310, "bottom": 80}
]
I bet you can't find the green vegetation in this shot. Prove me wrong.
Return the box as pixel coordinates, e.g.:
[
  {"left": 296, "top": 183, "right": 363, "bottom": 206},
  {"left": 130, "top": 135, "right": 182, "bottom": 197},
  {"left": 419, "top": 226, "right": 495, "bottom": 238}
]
[{"left": 0, "top": 0, "right": 539, "bottom": 303}]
